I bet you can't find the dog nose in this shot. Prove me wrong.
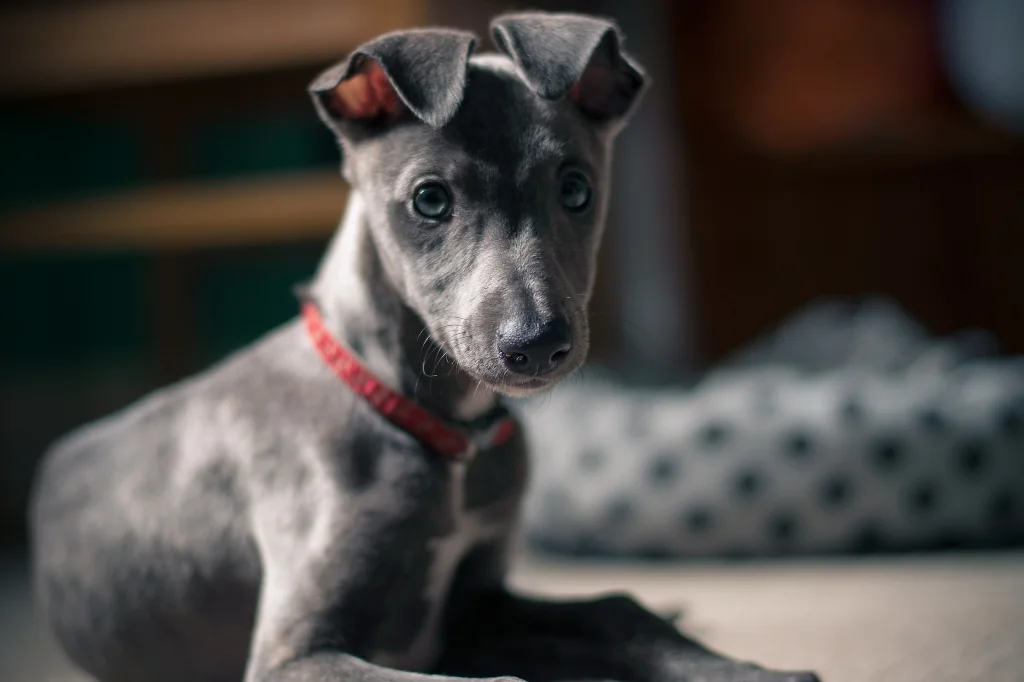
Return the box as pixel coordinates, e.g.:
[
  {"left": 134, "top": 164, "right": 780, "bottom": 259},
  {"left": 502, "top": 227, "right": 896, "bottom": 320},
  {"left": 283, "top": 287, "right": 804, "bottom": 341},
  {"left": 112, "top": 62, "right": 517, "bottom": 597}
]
[{"left": 498, "top": 317, "right": 572, "bottom": 375}]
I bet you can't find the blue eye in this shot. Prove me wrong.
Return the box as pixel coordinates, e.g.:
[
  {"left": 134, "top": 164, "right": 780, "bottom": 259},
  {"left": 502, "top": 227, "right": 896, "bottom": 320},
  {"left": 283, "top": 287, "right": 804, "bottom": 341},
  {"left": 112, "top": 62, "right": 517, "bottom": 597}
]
[
  {"left": 560, "top": 171, "right": 591, "bottom": 212},
  {"left": 413, "top": 183, "right": 451, "bottom": 220}
]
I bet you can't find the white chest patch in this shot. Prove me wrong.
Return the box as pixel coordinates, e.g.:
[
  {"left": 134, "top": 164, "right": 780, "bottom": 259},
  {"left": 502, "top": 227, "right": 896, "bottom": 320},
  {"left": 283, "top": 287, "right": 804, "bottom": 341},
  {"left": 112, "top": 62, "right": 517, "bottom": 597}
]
[{"left": 372, "top": 462, "right": 504, "bottom": 671}]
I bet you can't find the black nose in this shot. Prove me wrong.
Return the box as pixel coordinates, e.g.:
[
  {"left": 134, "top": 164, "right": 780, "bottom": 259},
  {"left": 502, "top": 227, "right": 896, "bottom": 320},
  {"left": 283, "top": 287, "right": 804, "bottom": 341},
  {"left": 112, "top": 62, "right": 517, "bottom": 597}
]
[{"left": 498, "top": 317, "right": 572, "bottom": 376}]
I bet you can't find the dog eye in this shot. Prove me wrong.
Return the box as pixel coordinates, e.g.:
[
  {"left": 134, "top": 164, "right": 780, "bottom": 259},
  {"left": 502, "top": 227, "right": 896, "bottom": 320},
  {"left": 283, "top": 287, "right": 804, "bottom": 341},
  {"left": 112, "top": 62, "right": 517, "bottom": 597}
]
[
  {"left": 559, "top": 171, "right": 591, "bottom": 212},
  {"left": 413, "top": 183, "right": 452, "bottom": 220}
]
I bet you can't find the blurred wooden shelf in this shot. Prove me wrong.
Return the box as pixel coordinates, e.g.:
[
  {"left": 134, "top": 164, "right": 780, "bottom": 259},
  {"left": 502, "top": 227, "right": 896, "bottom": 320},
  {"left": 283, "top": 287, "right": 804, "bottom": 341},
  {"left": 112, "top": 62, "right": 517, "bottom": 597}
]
[
  {"left": 0, "top": 0, "right": 426, "bottom": 97},
  {"left": 695, "top": 118, "right": 1024, "bottom": 176},
  {"left": 0, "top": 170, "right": 348, "bottom": 252}
]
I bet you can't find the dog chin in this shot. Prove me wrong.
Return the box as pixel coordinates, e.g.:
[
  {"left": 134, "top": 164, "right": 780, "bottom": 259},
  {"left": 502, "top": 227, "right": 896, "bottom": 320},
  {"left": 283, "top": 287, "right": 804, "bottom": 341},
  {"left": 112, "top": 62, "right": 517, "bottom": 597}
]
[
  {"left": 493, "top": 379, "right": 554, "bottom": 398},
  {"left": 460, "top": 352, "right": 585, "bottom": 397},
  {"left": 479, "top": 370, "right": 577, "bottom": 397}
]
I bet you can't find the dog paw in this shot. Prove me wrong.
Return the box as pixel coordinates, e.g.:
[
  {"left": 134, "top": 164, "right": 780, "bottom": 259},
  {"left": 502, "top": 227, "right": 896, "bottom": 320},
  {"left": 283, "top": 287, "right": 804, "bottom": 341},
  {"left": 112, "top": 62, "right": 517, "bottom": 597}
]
[
  {"left": 681, "top": 663, "right": 820, "bottom": 682},
  {"left": 741, "top": 670, "right": 820, "bottom": 682}
]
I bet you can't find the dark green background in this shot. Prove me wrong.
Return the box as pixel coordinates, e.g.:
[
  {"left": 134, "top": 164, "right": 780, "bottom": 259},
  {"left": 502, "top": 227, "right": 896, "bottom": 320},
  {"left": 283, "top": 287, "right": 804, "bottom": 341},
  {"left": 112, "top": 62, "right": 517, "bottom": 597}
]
[{"left": 0, "top": 105, "right": 339, "bottom": 545}]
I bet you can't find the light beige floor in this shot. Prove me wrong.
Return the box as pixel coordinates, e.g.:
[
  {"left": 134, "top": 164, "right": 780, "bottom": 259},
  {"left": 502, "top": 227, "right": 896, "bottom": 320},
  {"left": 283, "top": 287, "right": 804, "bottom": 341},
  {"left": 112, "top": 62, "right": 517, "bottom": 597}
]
[
  {"left": 4, "top": 552, "right": 1023, "bottom": 682},
  {"left": 510, "top": 552, "right": 1024, "bottom": 682}
]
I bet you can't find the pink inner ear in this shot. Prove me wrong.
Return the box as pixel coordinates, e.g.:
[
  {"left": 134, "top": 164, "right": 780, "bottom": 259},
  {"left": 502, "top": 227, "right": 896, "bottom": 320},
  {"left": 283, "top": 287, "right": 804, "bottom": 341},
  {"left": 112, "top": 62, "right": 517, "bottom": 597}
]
[
  {"left": 328, "top": 60, "right": 401, "bottom": 120},
  {"left": 569, "top": 65, "right": 616, "bottom": 115}
]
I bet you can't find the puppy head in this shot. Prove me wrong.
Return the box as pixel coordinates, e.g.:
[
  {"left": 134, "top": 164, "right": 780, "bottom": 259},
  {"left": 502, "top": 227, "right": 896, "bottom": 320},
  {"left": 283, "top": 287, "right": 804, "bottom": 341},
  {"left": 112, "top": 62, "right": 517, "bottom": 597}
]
[{"left": 311, "top": 13, "right": 646, "bottom": 396}]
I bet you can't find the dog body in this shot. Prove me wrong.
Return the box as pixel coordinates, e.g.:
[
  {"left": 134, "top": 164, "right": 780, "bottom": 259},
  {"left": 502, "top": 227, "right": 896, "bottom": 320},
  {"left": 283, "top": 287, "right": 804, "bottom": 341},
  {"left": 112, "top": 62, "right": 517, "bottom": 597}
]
[
  {"left": 31, "top": 13, "right": 819, "bottom": 682},
  {"left": 32, "top": 314, "right": 528, "bottom": 681}
]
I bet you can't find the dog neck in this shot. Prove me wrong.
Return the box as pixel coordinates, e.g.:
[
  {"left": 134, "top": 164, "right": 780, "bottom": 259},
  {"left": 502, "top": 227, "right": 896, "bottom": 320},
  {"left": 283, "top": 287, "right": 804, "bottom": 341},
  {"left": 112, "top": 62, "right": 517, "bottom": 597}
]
[{"left": 310, "top": 193, "right": 496, "bottom": 423}]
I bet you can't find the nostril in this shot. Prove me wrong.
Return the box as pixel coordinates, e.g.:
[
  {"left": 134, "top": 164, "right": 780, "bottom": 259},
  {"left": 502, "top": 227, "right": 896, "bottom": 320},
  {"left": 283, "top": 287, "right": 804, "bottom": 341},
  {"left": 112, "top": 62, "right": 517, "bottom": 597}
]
[
  {"left": 504, "top": 351, "right": 529, "bottom": 366},
  {"left": 498, "top": 316, "right": 573, "bottom": 376}
]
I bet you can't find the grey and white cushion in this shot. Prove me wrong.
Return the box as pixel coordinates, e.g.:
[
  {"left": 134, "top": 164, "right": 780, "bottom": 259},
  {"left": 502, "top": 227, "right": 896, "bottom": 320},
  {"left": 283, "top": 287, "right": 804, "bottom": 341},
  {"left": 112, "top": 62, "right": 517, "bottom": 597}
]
[{"left": 518, "top": 298, "right": 1024, "bottom": 558}]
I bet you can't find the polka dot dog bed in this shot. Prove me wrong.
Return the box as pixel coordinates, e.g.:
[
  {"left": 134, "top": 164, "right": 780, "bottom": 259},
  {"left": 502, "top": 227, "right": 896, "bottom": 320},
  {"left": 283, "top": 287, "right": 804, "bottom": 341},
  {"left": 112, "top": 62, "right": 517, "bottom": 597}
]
[{"left": 518, "top": 298, "right": 1024, "bottom": 558}]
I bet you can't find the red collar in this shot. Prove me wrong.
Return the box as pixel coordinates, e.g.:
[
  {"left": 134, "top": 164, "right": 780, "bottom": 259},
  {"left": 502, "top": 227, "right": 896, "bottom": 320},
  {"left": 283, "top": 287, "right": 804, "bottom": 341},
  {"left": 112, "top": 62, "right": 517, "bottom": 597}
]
[{"left": 302, "top": 302, "right": 517, "bottom": 462}]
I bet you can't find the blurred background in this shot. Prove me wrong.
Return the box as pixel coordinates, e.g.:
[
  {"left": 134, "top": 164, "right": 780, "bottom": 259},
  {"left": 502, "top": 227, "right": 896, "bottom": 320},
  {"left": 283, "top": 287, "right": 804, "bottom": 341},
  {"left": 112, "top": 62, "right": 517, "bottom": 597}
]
[
  {"left": 1, "top": 1, "right": 1023, "bottom": 680},
  {"left": 2, "top": 0, "right": 1024, "bottom": 548}
]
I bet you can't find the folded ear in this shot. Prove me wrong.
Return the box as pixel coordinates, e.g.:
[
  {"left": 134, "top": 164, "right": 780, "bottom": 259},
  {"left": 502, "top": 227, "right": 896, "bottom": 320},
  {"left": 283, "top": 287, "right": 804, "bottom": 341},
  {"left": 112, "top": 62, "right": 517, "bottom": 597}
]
[
  {"left": 490, "top": 12, "right": 646, "bottom": 126},
  {"left": 310, "top": 28, "right": 477, "bottom": 132}
]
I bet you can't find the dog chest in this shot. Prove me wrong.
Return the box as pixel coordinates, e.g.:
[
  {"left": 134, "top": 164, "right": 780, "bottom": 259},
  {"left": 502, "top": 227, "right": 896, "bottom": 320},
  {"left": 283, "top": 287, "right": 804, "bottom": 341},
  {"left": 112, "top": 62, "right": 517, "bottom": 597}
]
[{"left": 371, "top": 460, "right": 506, "bottom": 671}]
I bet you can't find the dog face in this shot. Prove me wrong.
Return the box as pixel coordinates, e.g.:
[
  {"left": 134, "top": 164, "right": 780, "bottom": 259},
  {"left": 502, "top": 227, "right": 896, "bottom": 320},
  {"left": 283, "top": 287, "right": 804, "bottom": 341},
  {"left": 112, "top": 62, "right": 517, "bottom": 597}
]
[{"left": 311, "top": 13, "right": 646, "bottom": 396}]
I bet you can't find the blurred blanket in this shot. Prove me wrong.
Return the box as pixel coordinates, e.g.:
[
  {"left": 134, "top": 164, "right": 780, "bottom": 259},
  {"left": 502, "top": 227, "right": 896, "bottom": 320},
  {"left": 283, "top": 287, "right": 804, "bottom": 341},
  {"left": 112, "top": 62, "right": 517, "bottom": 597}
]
[{"left": 519, "top": 297, "right": 1024, "bottom": 558}]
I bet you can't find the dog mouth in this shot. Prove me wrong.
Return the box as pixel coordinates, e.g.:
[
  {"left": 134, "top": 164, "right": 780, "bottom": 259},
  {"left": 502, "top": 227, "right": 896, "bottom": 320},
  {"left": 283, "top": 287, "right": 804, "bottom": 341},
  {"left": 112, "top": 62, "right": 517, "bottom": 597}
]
[
  {"left": 444, "top": 352, "right": 577, "bottom": 397},
  {"left": 473, "top": 355, "right": 584, "bottom": 396},
  {"left": 492, "top": 374, "right": 558, "bottom": 396}
]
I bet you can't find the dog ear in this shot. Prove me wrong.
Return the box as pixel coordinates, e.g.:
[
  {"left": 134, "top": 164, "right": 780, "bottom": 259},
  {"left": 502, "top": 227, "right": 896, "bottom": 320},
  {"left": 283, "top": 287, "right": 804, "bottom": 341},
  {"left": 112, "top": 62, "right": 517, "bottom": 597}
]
[
  {"left": 310, "top": 28, "right": 477, "bottom": 132},
  {"left": 490, "top": 12, "right": 646, "bottom": 126}
]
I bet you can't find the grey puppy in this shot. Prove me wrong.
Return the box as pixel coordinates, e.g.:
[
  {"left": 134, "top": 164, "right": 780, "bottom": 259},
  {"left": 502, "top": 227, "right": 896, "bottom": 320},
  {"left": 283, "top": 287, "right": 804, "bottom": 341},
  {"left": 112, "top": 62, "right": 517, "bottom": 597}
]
[{"left": 30, "top": 12, "right": 820, "bottom": 682}]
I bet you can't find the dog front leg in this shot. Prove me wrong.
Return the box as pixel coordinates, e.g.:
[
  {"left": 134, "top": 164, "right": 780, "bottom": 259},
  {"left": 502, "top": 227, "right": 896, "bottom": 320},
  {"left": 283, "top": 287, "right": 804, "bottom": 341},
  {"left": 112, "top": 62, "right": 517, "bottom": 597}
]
[
  {"left": 242, "top": 494, "right": 523, "bottom": 682},
  {"left": 437, "top": 589, "right": 820, "bottom": 682},
  {"left": 242, "top": 557, "right": 525, "bottom": 682},
  {"left": 246, "top": 648, "right": 521, "bottom": 682}
]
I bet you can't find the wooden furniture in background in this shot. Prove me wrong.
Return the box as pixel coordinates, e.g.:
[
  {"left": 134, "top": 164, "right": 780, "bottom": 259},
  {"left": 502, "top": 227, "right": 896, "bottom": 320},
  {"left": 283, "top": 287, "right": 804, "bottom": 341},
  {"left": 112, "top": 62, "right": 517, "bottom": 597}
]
[
  {"left": 0, "top": 0, "right": 426, "bottom": 97},
  {"left": 0, "top": 1, "right": 431, "bottom": 546},
  {"left": 689, "top": 0, "right": 947, "bottom": 153},
  {"left": 684, "top": 133, "right": 1024, "bottom": 362},
  {"left": 0, "top": 0, "right": 422, "bottom": 247},
  {"left": 1, "top": 0, "right": 425, "bottom": 380},
  {"left": 0, "top": 170, "right": 347, "bottom": 252},
  {"left": 672, "top": 0, "right": 1024, "bottom": 363}
]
